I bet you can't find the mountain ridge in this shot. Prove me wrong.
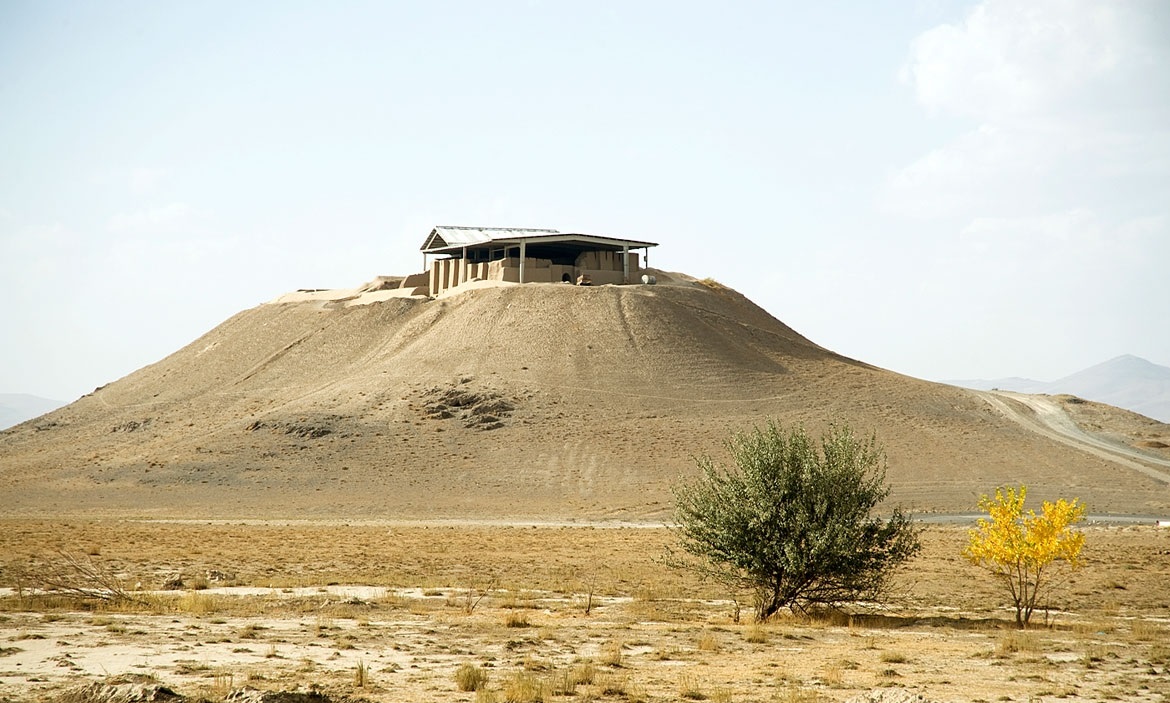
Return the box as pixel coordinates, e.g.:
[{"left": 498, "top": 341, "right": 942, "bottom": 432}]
[
  {"left": 947, "top": 354, "right": 1170, "bottom": 423},
  {"left": 0, "top": 393, "right": 66, "bottom": 431}
]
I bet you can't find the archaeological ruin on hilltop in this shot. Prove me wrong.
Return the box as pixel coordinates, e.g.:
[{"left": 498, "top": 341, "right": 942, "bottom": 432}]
[
  {"left": 420, "top": 226, "right": 658, "bottom": 295},
  {"left": 395, "top": 226, "right": 660, "bottom": 297}
]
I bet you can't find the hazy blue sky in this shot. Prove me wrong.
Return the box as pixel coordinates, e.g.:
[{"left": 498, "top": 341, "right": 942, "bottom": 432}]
[{"left": 2, "top": 0, "right": 1167, "bottom": 402}]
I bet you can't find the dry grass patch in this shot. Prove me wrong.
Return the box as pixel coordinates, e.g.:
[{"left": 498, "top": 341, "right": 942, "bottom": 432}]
[
  {"left": 696, "top": 630, "right": 720, "bottom": 652},
  {"left": 1129, "top": 617, "right": 1164, "bottom": 641},
  {"left": 501, "top": 670, "right": 547, "bottom": 703},
  {"left": 996, "top": 629, "right": 1043, "bottom": 657},
  {"left": 504, "top": 611, "right": 532, "bottom": 628},
  {"left": 677, "top": 672, "right": 707, "bottom": 700},
  {"left": 455, "top": 662, "right": 490, "bottom": 692},
  {"left": 600, "top": 639, "right": 624, "bottom": 667}
]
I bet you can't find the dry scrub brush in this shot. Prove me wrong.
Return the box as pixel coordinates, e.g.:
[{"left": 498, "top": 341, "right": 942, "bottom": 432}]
[{"left": 11, "top": 550, "right": 147, "bottom": 606}]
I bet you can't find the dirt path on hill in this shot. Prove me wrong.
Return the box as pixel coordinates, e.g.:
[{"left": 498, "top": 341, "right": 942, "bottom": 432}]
[{"left": 974, "top": 390, "right": 1170, "bottom": 485}]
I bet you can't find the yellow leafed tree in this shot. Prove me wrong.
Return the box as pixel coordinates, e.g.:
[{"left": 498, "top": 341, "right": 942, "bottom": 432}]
[{"left": 964, "top": 485, "right": 1086, "bottom": 627}]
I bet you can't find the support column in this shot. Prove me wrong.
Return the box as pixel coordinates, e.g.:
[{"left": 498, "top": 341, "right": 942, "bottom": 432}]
[
  {"left": 519, "top": 240, "right": 526, "bottom": 284},
  {"left": 622, "top": 245, "right": 630, "bottom": 283},
  {"left": 461, "top": 247, "right": 468, "bottom": 287}
]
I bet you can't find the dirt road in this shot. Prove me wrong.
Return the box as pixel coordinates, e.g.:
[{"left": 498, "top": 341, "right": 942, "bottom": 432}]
[{"left": 974, "top": 390, "right": 1170, "bottom": 485}]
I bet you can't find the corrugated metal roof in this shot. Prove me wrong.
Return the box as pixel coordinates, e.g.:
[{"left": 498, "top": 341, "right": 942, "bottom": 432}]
[
  {"left": 422, "top": 226, "right": 657, "bottom": 254},
  {"left": 423, "top": 226, "right": 561, "bottom": 251}
]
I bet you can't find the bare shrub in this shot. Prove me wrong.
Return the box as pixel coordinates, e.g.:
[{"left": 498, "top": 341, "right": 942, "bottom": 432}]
[{"left": 23, "top": 551, "right": 146, "bottom": 606}]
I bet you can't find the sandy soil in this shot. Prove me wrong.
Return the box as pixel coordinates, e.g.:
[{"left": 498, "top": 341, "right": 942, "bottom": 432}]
[{"left": 1, "top": 522, "right": 1168, "bottom": 703}]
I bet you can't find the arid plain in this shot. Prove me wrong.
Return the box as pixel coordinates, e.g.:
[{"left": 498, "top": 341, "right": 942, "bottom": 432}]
[
  {"left": 2, "top": 273, "right": 1169, "bottom": 702},
  {"left": 1, "top": 522, "right": 1168, "bottom": 703}
]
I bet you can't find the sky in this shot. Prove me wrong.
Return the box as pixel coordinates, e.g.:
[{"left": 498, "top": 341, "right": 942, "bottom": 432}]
[{"left": 2, "top": 0, "right": 1168, "bottom": 402}]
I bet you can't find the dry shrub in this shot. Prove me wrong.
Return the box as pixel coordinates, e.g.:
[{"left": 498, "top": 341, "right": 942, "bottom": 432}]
[
  {"left": 455, "top": 663, "right": 489, "bottom": 692},
  {"left": 476, "top": 688, "right": 500, "bottom": 703},
  {"left": 1082, "top": 643, "right": 1112, "bottom": 667},
  {"left": 502, "top": 671, "right": 546, "bottom": 703},
  {"left": 569, "top": 661, "right": 596, "bottom": 686},
  {"left": 207, "top": 671, "right": 234, "bottom": 699},
  {"left": 501, "top": 590, "right": 539, "bottom": 610},
  {"left": 996, "top": 629, "right": 1042, "bottom": 657},
  {"left": 176, "top": 592, "right": 219, "bottom": 615},
  {"left": 504, "top": 611, "right": 531, "bottom": 628},
  {"left": 678, "top": 673, "right": 707, "bottom": 700},
  {"left": 776, "top": 685, "right": 823, "bottom": 703},
  {"left": 522, "top": 656, "right": 550, "bottom": 672},
  {"left": 596, "top": 672, "right": 627, "bottom": 696},
  {"left": 1130, "top": 618, "right": 1163, "bottom": 641},
  {"left": 821, "top": 661, "right": 846, "bottom": 687},
  {"left": 744, "top": 625, "right": 767, "bottom": 644},
  {"left": 21, "top": 551, "right": 145, "bottom": 606},
  {"left": 696, "top": 630, "right": 720, "bottom": 652},
  {"left": 600, "top": 640, "right": 624, "bottom": 667},
  {"left": 697, "top": 277, "right": 730, "bottom": 294},
  {"left": 546, "top": 669, "right": 576, "bottom": 697},
  {"left": 1147, "top": 644, "right": 1170, "bottom": 667},
  {"left": 1073, "top": 618, "right": 1114, "bottom": 637}
]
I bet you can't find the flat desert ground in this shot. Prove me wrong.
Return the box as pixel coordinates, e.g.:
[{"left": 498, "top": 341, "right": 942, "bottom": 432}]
[{"left": 2, "top": 520, "right": 1169, "bottom": 703}]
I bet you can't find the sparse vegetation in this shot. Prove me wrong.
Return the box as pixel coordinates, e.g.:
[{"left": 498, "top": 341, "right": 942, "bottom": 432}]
[
  {"left": 1, "top": 521, "right": 1166, "bottom": 703},
  {"left": 353, "top": 659, "right": 369, "bottom": 687},
  {"left": 669, "top": 421, "right": 920, "bottom": 620},
  {"left": 455, "top": 662, "right": 489, "bottom": 692},
  {"left": 504, "top": 611, "right": 531, "bottom": 628},
  {"left": 502, "top": 670, "right": 546, "bottom": 703},
  {"left": 600, "top": 640, "right": 624, "bottom": 668},
  {"left": 18, "top": 551, "right": 146, "bottom": 606}
]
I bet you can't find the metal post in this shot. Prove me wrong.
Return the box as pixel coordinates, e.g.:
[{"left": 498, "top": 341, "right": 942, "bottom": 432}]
[
  {"left": 622, "top": 245, "right": 630, "bottom": 283},
  {"left": 519, "top": 240, "right": 526, "bottom": 284}
]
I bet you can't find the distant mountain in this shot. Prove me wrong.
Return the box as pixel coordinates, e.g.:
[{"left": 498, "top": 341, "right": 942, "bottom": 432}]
[
  {"left": 0, "top": 393, "right": 66, "bottom": 430},
  {"left": 947, "top": 355, "right": 1170, "bottom": 423}
]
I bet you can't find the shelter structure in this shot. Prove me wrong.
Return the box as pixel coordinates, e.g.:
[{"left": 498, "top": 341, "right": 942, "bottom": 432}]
[{"left": 419, "top": 226, "right": 658, "bottom": 297}]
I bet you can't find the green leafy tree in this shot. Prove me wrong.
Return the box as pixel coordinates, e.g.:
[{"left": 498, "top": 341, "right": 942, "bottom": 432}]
[
  {"left": 669, "top": 421, "right": 920, "bottom": 621},
  {"left": 964, "top": 485, "right": 1086, "bottom": 628}
]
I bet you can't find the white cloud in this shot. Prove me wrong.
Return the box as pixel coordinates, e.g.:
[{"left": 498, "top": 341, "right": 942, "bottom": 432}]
[
  {"left": 903, "top": 0, "right": 1130, "bottom": 121},
  {"left": 884, "top": 0, "right": 1170, "bottom": 220}
]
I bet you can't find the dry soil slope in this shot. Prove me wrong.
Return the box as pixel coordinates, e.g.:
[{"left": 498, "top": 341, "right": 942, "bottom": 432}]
[{"left": 2, "top": 276, "right": 1168, "bottom": 519}]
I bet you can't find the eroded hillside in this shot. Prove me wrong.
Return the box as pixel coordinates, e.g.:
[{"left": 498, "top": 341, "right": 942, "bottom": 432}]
[{"left": 3, "top": 274, "right": 1168, "bottom": 519}]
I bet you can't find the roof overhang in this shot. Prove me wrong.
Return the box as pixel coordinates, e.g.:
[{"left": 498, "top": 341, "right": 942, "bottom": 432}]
[{"left": 421, "top": 226, "right": 658, "bottom": 257}]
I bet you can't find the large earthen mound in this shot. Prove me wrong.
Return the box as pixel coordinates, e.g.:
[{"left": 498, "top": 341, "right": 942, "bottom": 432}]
[{"left": 3, "top": 274, "right": 1168, "bottom": 519}]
